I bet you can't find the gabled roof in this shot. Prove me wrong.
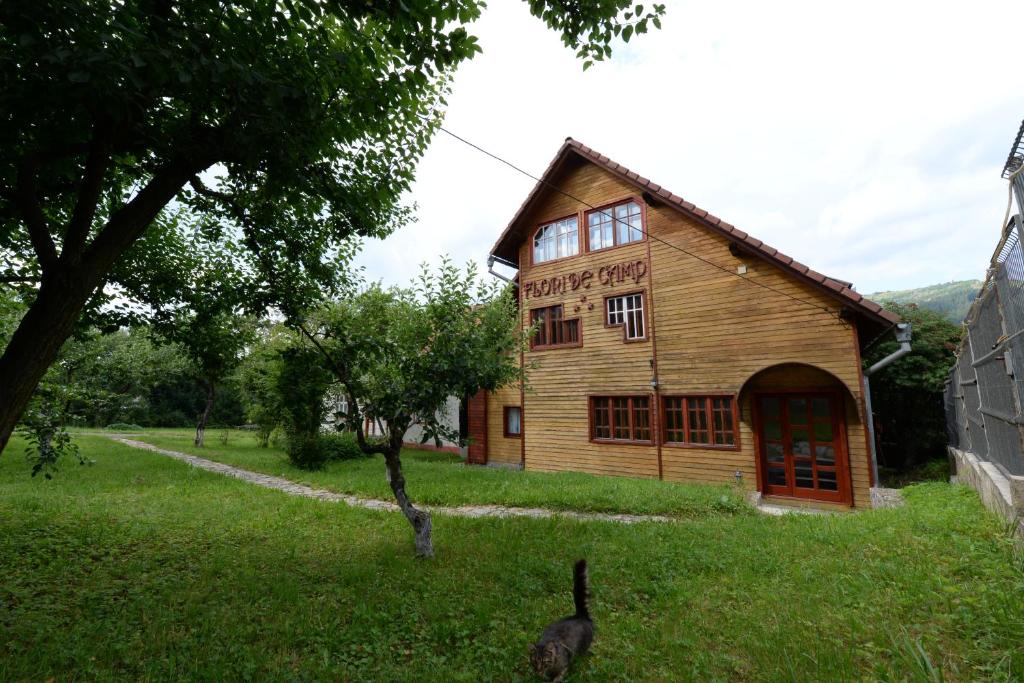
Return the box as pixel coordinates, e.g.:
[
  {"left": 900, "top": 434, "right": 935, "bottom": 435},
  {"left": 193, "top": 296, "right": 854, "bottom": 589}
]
[{"left": 489, "top": 137, "right": 899, "bottom": 328}]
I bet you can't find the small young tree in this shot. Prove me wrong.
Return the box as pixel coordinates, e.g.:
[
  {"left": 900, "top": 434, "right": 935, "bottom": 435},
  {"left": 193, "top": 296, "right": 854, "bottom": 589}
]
[
  {"left": 237, "top": 324, "right": 292, "bottom": 447},
  {"left": 275, "top": 345, "right": 335, "bottom": 469},
  {"left": 299, "top": 260, "right": 525, "bottom": 557}
]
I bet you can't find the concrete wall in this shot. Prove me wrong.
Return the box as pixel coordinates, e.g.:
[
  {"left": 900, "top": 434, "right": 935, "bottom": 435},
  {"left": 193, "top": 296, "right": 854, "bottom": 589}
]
[
  {"left": 404, "top": 395, "right": 463, "bottom": 454},
  {"left": 950, "top": 446, "right": 1024, "bottom": 538}
]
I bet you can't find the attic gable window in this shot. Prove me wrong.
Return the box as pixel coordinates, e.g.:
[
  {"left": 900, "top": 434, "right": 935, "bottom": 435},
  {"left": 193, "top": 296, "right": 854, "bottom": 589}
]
[
  {"left": 587, "top": 200, "right": 643, "bottom": 252},
  {"left": 533, "top": 216, "right": 579, "bottom": 264}
]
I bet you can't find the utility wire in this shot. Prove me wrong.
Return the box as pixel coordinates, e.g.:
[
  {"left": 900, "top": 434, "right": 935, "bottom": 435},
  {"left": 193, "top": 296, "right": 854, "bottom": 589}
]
[{"left": 437, "top": 125, "right": 851, "bottom": 324}]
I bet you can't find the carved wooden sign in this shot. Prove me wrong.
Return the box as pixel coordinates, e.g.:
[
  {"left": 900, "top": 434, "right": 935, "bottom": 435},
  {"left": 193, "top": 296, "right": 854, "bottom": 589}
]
[{"left": 523, "top": 258, "right": 648, "bottom": 299}]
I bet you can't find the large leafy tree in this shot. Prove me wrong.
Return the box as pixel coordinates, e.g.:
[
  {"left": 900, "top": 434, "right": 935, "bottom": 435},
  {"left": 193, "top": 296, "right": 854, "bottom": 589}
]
[
  {"left": 0, "top": 0, "right": 666, "bottom": 455},
  {"left": 864, "top": 301, "right": 961, "bottom": 470},
  {"left": 300, "top": 261, "right": 526, "bottom": 557}
]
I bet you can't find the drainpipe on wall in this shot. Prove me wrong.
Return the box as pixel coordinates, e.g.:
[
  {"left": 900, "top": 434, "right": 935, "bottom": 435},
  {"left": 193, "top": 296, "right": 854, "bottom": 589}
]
[{"left": 863, "top": 322, "right": 913, "bottom": 486}]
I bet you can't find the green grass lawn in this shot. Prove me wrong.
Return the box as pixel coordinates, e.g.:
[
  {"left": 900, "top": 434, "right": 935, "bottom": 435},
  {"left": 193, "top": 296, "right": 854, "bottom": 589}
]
[
  {"left": 2, "top": 435, "right": 1023, "bottom": 681},
  {"left": 110, "top": 428, "right": 747, "bottom": 518}
]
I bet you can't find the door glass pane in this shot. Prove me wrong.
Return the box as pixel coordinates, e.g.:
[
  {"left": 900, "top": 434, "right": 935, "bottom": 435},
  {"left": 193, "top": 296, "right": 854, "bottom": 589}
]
[
  {"left": 762, "top": 397, "right": 780, "bottom": 418},
  {"left": 794, "top": 461, "right": 814, "bottom": 488},
  {"left": 818, "top": 470, "right": 838, "bottom": 490},
  {"left": 768, "top": 467, "right": 787, "bottom": 485},
  {"left": 766, "top": 443, "right": 785, "bottom": 463},
  {"left": 812, "top": 397, "right": 830, "bottom": 419},
  {"left": 814, "top": 421, "right": 834, "bottom": 442},
  {"left": 791, "top": 428, "right": 810, "bottom": 456},
  {"left": 788, "top": 398, "right": 808, "bottom": 424},
  {"left": 815, "top": 445, "right": 835, "bottom": 465},
  {"left": 764, "top": 420, "right": 782, "bottom": 440}
]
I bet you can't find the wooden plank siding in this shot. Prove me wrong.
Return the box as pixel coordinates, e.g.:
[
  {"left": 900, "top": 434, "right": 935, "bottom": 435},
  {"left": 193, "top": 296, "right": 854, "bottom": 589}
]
[
  {"left": 485, "top": 383, "right": 522, "bottom": 465},
  {"left": 466, "top": 390, "right": 487, "bottom": 465},
  {"left": 484, "top": 159, "right": 874, "bottom": 507}
]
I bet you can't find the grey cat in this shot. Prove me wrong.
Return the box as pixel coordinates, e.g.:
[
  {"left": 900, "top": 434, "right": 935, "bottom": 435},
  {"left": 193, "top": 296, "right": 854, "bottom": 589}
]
[{"left": 528, "top": 559, "right": 594, "bottom": 682}]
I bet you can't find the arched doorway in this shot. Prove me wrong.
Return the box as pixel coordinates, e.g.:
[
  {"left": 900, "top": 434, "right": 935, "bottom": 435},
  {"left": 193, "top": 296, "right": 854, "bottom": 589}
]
[{"left": 739, "top": 364, "right": 858, "bottom": 505}]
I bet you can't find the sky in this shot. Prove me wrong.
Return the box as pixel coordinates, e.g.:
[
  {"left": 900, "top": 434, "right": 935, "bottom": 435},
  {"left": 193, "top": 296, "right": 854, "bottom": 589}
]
[{"left": 353, "top": 0, "right": 1024, "bottom": 295}]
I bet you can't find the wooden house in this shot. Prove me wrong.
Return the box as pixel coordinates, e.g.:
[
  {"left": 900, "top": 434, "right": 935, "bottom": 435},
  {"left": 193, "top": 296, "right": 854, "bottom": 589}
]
[{"left": 468, "top": 138, "right": 900, "bottom": 509}]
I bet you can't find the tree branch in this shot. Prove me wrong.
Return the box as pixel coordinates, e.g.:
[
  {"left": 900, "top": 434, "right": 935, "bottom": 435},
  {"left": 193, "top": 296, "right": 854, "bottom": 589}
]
[
  {"left": 0, "top": 275, "right": 40, "bottom": 284},
  {"left": 189, "top": 176, "right": 256, "bottom": 231},
  {"left": 294, "top": 321, "right": 389, "bottom": 456},
  {"left": 83, "top": 156, "right": 213, "bottom": 276},
  {"left": 63, "top": 129, "right": 112, "bottom": 256},
  {"left": 15, "top": 153, "right": 62, "bottom": 273}
]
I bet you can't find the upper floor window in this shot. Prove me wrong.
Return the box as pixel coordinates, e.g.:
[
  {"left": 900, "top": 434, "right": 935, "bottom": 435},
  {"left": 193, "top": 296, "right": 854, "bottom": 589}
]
[
  {"left": 533, "top": 216, "right": 579, "bottom": 264},
  {"left": 587, "top": 200, "right": 643, "bottom": 251},
  {"left": 530, "top": 304, "right": 580, "bottom": 349},
  {"left": 607, "top": 293, "right": 645, "bottom": 340}
]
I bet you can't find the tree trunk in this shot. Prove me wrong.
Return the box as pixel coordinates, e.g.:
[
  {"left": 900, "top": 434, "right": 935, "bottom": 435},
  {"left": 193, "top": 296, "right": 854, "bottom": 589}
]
[
  {"left": 194, "top": 379, "right": 214, "bottom": 447},
  {"left": 383, "top": 448, "right": 433, "bottom": 557},
  {"left": 0, "top": 271, "right": 98, "bottom": 455}
]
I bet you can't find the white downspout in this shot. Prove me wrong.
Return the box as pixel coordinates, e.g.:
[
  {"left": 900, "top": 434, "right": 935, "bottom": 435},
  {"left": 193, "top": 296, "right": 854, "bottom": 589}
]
[{"left": 863, "top": 322, "right": 913, "bottom": 486}]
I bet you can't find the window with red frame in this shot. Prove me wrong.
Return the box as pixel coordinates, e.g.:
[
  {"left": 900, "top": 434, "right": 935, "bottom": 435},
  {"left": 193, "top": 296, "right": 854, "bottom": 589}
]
[
  {"left": 530, "top": 305, "right": 579, "bottom": 349},
  {"left": 662, "top": 396, "right": 737, "bottom": 446},
  {"left": 586, "top": 200, "right": 643, "bottom": 252},
  {"left": 606, "top": 292, "right": 645, "bottom": 340},
  {"left": 590, "top": 396, "right": 651, "bottom": 442},
  {"left": 533, "top": 216, "right": 579, "bottom": 264}
]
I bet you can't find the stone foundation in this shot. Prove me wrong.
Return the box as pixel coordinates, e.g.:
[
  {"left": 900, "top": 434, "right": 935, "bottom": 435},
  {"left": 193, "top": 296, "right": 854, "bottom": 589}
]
[{"left": 949, "top": 446, "right": 1024, "bottom": 538}]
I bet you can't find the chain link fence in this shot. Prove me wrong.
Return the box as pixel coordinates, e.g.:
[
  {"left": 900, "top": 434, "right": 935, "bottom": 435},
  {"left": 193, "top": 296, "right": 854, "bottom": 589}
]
[{"left": 946, "top": 215, "right": 1024, "bottom": 476}]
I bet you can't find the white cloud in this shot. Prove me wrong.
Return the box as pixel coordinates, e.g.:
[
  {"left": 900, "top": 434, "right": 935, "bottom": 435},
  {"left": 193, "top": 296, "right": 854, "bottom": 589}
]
[{"left": 355, "top": 0, "right": 1024, "bottom": 294}]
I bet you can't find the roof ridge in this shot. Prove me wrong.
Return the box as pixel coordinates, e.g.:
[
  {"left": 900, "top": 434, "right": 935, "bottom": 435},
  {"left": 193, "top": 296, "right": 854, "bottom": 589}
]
[{"left": 489, "top": 138, "right": 898, "bottom": 327}]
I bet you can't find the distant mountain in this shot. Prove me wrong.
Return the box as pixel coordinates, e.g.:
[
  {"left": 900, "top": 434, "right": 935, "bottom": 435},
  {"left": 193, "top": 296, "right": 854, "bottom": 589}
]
[{"left": 866, "top": 280, "right": 982, "bottom": 323}]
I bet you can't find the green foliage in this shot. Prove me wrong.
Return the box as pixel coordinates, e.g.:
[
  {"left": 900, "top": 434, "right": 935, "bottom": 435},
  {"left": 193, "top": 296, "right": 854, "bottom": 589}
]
[
  {"left": 105, "top": 423, "right": 144, "bottom": 432},
  {"left": 0, "top": 287, "right": 24, "bottom": 348},
  {"left": 15, "top": 385, "right": 90, "bottom": 479},
  {"left": 865, "top": 302, "right": 961, "bottom": 393},
  {"left": 0, "top": 0, "right": 664, "bottom": 314},
  {"left": 237, "top": 324, "right": 293, "bottom": 446},
  {"left": 526, "top": 1, "right": 667, "bottom": 70},
  {"left": 283, "top": 433, "right": 330, "bottom": 471},
  {"left": 319, "top": 431, "right": 367, "bottom": 461},
  {"left": 276, "top": 345, "right": 334, "bottom": 469},
  {"left": 868, "top": 280, "right": 982, "bottom": 324},
  {"left": 864, "top": 302, "right": 962, "bottom": 469},
  {"left": 46, "top": 326, "right": 246, "bottom": 429},
  {"left": 310, "top": 258, "right": 526, "bottom": 450}
]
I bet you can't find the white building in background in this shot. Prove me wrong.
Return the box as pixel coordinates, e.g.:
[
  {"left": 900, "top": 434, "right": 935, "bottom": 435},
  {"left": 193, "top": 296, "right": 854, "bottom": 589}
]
[{"left": 326, "top": 395, "right": 465, "bottom": 456}]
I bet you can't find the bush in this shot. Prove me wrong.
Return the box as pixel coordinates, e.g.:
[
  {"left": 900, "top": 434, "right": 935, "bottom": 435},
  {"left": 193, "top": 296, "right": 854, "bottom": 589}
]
[
  {"left": 105, "top": 423, "right": 144, "bottom": 431},
  {"left": 284, "top": 433, "right": 330, "bottom": 470},
  {"left": 285, "top": 431, "right": 369, "bottom": 469},
  {"left": 320, "top": 431, "right": 368, "bottom": 461}
]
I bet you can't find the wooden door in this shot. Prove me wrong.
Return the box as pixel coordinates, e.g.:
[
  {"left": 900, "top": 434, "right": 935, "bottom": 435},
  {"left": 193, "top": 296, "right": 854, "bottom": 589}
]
[{"left": 756, "top": 393, "right": 850, "bottom": 504}]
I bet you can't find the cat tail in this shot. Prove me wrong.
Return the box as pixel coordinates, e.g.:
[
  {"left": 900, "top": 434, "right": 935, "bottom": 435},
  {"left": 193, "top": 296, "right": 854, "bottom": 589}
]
[{"left": 573, "top": 559, "right": 590, "bottom": 620}]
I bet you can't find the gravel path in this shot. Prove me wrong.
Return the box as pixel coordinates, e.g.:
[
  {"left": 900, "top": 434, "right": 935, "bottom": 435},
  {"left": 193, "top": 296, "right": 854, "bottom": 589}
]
[{"left": 112, "top": 437, "right": 676, "bottom": 525}]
